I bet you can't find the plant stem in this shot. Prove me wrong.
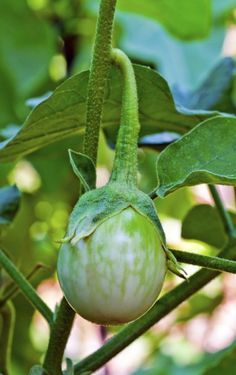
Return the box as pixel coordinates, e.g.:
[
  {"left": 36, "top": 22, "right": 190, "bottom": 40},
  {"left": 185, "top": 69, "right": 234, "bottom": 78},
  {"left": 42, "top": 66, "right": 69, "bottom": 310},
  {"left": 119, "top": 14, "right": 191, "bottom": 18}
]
[
  {"left": 83, "top": 0, "right": 117, "bottom": 165},
  {"left": 74, "top": 243, "right": 236, "bottom": 374},
  {"left": 109, "top": 49, "right": 140, "bottom": 186},
  {"left": 43, "top": 297, "right": 75, "bottom": 375},
  {"left": 171, "top": 249, "right": 236, "bottom": 273},
  {"left": 0, "top": 249, "right": 53, "bottom": 326},
  {"left": 44, "top": 1, "right": 118, "bottom": 369},
  {"left": 208, "top": 185, "right": 235, "bottom": 237},
  {"left": 0, "top": 263, "right": 45, "bottom": 308},
  {"left": 0, "top": 301, "right": 15, "bottom": 375}
]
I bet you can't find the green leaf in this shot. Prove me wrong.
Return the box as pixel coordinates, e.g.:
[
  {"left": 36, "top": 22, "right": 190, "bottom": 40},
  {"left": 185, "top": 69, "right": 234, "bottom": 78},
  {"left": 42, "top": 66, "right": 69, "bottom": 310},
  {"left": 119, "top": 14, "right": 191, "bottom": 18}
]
[
  {"left": 68, "top": 149, "right": 96, "bottom": 191},
  {"left": 0, "top": 185, "right": 21, "bottom": 226},
  {"left": 0, "top": 0, "right": 56, "bottom": 98},
  {"left": 117, "top": 0, "right": 211, "bottom": 40},
  {"left": 156, "top": 116, "right": 236, "bottom": 197},
  {"left": 182, "top": 204, "right": 227, "bottom": 248},
  {"left": 173, "top": 57, "right": 235, "bottom": 112},
  {"left": 156, "top": 188, "right": 194, "bottom": 221},
  {"left": 203, "top": 340, "right": 236, "bottom": 375},
  {"left": 0, "top": 65, "right": 219, "bottom": 162},
  {"left": 0, "top": 62, "right": 18, "bottom": 127},
  {"left": 119, "top": 13, "right": 225, "bottom": 92}
]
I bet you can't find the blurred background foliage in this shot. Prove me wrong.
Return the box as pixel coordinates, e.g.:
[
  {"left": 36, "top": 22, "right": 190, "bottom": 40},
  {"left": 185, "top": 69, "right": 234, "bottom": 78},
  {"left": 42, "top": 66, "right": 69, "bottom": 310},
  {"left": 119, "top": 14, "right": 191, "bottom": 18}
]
[{"left": 1, "top": 0, "right": 236, "bottom": 374}]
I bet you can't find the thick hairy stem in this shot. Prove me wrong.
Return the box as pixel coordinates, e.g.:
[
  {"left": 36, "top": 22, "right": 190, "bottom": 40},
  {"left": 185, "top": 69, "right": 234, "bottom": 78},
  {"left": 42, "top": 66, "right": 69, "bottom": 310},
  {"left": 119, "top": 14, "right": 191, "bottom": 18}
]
[
  {"left": 172, "top": 249, "right": 236, "bottom": 273},
  {"left": 0, "top": 249, "right": 53, "bottom": 326},
  {"left": 43, "top": 298, "right": 75, "bottom": 375},
  {"left": 0, "top": 301, "right": 15, "bottom": 375},
  {"left": 83, "top": 0, "right": 117, "bottom": 165},
  {"left": 43, "top": 1, "right": 119, "bottom": 371},
  {"left": 74, "top": 242, "right": 236, "bottom": 374},
  {"left": 109, "top": 49, "right": 140, "bottom": 186}
]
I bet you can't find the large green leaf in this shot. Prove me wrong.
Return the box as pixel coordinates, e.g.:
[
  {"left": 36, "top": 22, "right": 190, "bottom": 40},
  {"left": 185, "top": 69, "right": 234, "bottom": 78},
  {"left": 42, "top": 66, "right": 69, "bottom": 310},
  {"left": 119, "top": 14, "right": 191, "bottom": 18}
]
[
  {"left": 117, "top": 0, "right": 211, "bottom": 40},
  {"left": 119, "top": 13, "right": 225, "bottom": 92},
  {"left": 182, "top": 204, "right": 228, "bottom": 248},
  {"left": 173, "top": 57, "right": 235, "bottom": 112},
  {"left": 0, "top": 65, "right": 219, "bottom": 162},
  {"left": 137, "top": 57, "right": 235, "bottom": 150},
  {"left": 156, "top": 116, "right": 236, "bottom": 197},
  {"left": 0, "top": 0, "right": 56, "bottom": 98}
]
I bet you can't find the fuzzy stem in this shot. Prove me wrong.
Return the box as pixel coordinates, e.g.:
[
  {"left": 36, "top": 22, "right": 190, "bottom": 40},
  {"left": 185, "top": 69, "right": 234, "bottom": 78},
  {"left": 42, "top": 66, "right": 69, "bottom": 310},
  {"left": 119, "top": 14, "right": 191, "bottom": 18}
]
[
  {"left": 0, "top": 301, "right": 15, "bottom": 375},
  {"left": 109, "top": 49, "right": 140, "bottom": 186},
  {"left": 0, "top": 249, "right": 53, "bottom": 326},
  {"left": 44, "top": 1, "right": 118, "bottom": 370},
  {"left": 74, "top": 242, "right": 236, "bottom": 374},
  {"left": 208, "top": 185, "right": 236, "bottom": 237},
  {"left": 172, "top": 249, "right": 236, "bottom": 273},
  {"left": 83, "top": 0, "right": 117, "bottom": 165},
  {"left": 43, "top": 297, "right": 75, "bottom": 375}
]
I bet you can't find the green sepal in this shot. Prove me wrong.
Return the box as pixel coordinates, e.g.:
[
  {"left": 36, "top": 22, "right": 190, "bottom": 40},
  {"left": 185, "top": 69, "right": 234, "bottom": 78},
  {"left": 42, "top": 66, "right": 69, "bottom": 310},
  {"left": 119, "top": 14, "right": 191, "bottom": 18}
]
[
  {"left": 130, "top": 188, "right": 166, "bottom": 244},
  {"left": 64, "top": 182, "right": 166, "bottom": 247},
  {"left": 66, "top": 184, "right": 129, "bottom": 243},
  {"left": 68, "top": 149, "right": 96, "bottom": 191},
  {"left": 165, "top": 247, "right": 188, "bottom": 280}
]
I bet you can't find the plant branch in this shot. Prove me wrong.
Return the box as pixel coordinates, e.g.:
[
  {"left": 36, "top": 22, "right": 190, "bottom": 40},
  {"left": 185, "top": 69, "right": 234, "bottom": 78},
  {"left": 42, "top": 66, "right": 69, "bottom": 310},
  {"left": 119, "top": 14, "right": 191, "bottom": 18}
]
[
  {"left": 0, "top": 263, "right": 46, "bottom": 308},
  {"left": 0, "top": 249, "right": 53, "bottom": 326},
  {"left": 43, "top": 297, "right": 75, "bottom": 375},
  {"left": 74, "top": 243, "right": 236, "bottom": 374},
  {"left": 171, "top": 249, "right": 236, "bottom": 274},
  {"left": 0, "top": 301, "right": 15, "bottom": 375},
  {"left": 83, "top": 0, "right": 117, "bottom": 165},
  {"left": 208, "top": 185, "right": 235, "bottom": 237}
]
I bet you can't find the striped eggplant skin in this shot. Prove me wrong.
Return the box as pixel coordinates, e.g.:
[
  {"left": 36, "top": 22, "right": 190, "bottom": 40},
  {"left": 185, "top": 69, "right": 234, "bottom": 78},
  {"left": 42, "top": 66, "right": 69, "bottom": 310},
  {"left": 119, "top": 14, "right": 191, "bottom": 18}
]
[{"left": 57, "top": 207, "right": 166, "bottom": 325}]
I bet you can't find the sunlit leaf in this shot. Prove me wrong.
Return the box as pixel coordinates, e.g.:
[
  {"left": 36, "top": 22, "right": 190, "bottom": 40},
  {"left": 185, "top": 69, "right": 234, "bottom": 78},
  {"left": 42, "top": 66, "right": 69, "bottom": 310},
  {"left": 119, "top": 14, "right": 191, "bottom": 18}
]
[
  {"left": 156, "top": 116, "right": 236, "bottom": 197},
  {"left": 117, "top": 0, "right": 211, "bottom": 40}
]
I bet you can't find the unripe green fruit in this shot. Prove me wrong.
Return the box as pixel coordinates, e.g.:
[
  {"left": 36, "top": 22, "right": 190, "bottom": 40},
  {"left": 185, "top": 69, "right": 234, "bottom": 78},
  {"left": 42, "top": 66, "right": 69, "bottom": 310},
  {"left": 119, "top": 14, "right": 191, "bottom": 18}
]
[{"left": 57, "top": 207, "right": 166, "bottom": 325}]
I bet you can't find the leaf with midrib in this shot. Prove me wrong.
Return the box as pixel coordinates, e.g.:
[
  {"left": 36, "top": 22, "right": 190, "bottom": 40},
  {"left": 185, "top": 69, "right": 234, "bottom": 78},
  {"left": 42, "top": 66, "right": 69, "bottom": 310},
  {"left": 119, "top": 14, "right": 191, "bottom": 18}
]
[
  {"left": 0, "top": 65, "right": 219, "bottom": 162},
  {"left": 156, "top": 116, "right": 236, "bottom": 197}
]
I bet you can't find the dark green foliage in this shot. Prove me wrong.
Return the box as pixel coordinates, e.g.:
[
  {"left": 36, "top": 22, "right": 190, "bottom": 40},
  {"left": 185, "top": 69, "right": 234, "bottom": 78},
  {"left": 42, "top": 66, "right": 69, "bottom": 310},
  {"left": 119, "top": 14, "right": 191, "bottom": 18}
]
[{"left": 0, "top": 186, "right": 21, "bottom": 226}]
